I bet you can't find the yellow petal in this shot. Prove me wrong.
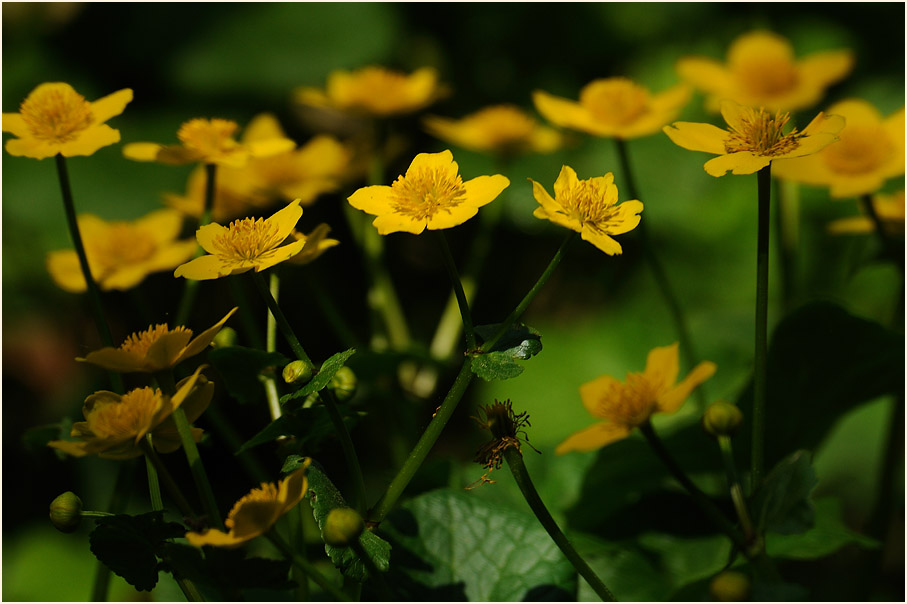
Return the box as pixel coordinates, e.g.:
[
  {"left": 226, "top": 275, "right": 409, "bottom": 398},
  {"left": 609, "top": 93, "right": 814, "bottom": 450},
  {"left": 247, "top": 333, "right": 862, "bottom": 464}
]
[
  {"left": 579, "top": 374, "right": 624, "bottom": 419},
  {"left": 676, "top": 57, "right": 731, "bottom": 97},
  {"left": 175, "top": 255, "right": 232, "bottom": 280},
  {"left": 461, "top": 174, "right": 510, "bottom": 208},
  {"left": 407, "top": 149, "right": 456, "bottom": 179},
  {"left": 179, "top": 308, "right": 238, "bottom": 361},
  {"left": 555, "top": 422, "right": 633, "bottom": 455},
  {"left": 606, "top": 200, "right": 644, "bottom": 236},
  {"left": 704, "top": 151, "right": 770, "bottom": 177},
  {"left": 2, "top": 113, "right": 30, "bottom": 137},
  {"left": 90, "top": 88, "right": 133, "bottom": 123},
  {"left": 79, "top": 347, "right": 147, "bottom": 373},
  {"left": 196, "top": 222, "right": 227, "bottom": 255},
  {"left": 145, "top": 331, "right": 194, "bottom": 370},
  {"left": 656, "top": 360, "right": 717, "bottom": 414},
  {"left": 581, "top": 227, "right": 623, "bottom": 255},
  {"left": 532, "top": 90, "right": 590, "bottom": 130},
  {"left": 553, "top": 165, "right": 580, "bottom": 200},
  {"left": 247, "top": 137, "right": 296, "bottom": 158},
  {"left": 46, "top": 250, "right": 89, "bottom": 293},
  {"left": 252, "top": 240, "right": 308, "bottom": 272},
  {"left": 136, "top": 209, "right": 185, "bottom": 245},
  {"left": 268, "top": 199, "right": 303, "bottom": 243},
  {"left": 663, "top": 122, "right": 728, "bottom": 154},
  {"left": 185, "top": 528, "right": 249, "bottom": 549},
  {"left": 348, "top": 185, "right": 395, "bottom": 215},
  {"left": 643, "top": 343, "right": 681, "bottom": 395},
  {"left": 229, "top": 499, "right": 284, "bottom": 540},
  {"left": 122, "top": 142, "right": 164, "bottom": 162},
  {"left": 426, "top": 204, "right": 480, "bottom": 231},
  {"left": 242, "top": 113, "right": 286, "bottom": 142},
  {"left": 373, "top": 213, "right": 424, "bottom": 235},
  {"left": 6, "top": 136, "right": 62, "bottom": 159}
]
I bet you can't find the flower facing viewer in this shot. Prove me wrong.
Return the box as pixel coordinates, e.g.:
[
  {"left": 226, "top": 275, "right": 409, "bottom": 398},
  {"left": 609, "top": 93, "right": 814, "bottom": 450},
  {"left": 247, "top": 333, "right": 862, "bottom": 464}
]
[
  {"left": 557, "top": 343, "right": 716, "bottom": 454},
  {"left": 531, "top": 166, "right": 643, "bottom": 255},
  {"left": 663, "top": 100, "right": 844, "bottom": 177},
  {"left": 348, "top": 149, "right": 509, "bottom": 235},
  {"left": 532, "top": 77, "right": 690, "bottom": 139},
  {"left": 46, "top": 209, "right": 197, "bottom": 293},
  {"left": 3, "top": 82, "right": 132, "bottom": 159},
  {"left": 174, "top": 200, "right": 308, "bottom": 280},
  {"left": 424, "top": 104, "right": 562, "bottom": 156},
  {"left": 79, "top": 308, "right": 237, "bottom": 373},
  {"left": 185, "top": 460, "right": 310, "bottom": 548}
]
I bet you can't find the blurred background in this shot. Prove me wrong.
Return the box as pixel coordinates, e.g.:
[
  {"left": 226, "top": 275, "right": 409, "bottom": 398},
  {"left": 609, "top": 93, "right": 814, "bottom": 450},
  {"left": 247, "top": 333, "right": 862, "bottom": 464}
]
[{"left": 3, "top": 3, "right": 904, "bottom": 601}]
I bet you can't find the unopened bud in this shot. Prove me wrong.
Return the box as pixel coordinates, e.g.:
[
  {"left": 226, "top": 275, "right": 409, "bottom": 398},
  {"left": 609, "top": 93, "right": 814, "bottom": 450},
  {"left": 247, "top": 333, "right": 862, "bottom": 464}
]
[
  {"left": 212, "top": 327, "right": 238, "bottom": 348},
  {"left": 330, "top": 366, "right": 357, "bottom": 401},
  {"left": 49, "top": 491, "right": 83, "bottom": 533},
  {"left": 703, "top": 401, "right": 743, "bottom": 437},
  {"left": 322, "top": 507, "right": 365, "bottom": 547},
  {"left": 283, "top": 360, "right": 314, "bottom": 384},
  {"left": 709, "top": 570, "right": 750, "bottom": 602}
]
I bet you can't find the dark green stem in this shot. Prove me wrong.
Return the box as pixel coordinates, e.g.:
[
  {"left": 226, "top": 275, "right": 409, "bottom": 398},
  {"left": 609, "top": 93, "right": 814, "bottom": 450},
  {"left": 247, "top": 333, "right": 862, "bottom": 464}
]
[
  {"left": 139, "top": 435, "right": 196, "bottom": 519},
  {"left": 175, "top": 163, "right": 217, "bottom": 327},
  {"left": 250, "top": 272, "right": 312, "bottom": 366},
  {"left": 267, "top": 532, "right": 351, "bottom": 601},
  {"left": 91, "top": 460, "right": 136, "bottom": 601},
  {"left": 503, "top": 448, "right": 616, "bottom": 601},
  {"left": 717, "top": 436, "right": 755, "bottom": 542},
  {"left": 752, "top": 166, "right": 771, "bottom": 492},
  {"left": 436, "top": 231, "right": 476, "bottom": 350}
]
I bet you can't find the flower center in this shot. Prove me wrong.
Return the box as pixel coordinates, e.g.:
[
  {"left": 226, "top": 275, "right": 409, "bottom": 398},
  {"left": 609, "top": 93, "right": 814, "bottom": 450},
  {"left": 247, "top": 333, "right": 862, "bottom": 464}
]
[
  {"left": 225, "top": 482, "right": 280, "bottom": 530},
  {"left": 19, "top": 83, "right": 94, "bottom": 143},
  {"left": 120, "top": 323, "right": 193, "bottom": 356},
  {"left": 560, "top": 179, "right": 620, "bottom": 227},
  {"left": 390, "top": 167, "right": 466, "bottom": 222},
  {"left": 338, "top": 67, "right": 408, "bottom": 108},
  {"left": 723, "top": 107, "right": 802, "bottom": 156},
  {"left": 730, "top": 48, "right": 798, "bottom": 98},
  {"left": 89, "top": 387, "right": 162, "bottom": 439},
  {"left": 581, "top": 78, "right": 649, "bottom": 125},
  {"left": 212, "top": 217, "right": 284, "bottom": 260},
  {"left": 471, "top": 106, "right": 537, "bottom": 145},
  {"left": 602, "top": 373, "right": 659, "bottom": 427},
  {"left": 178, "top": 118, "right": 241, "bottom": 157},
  {"left": 83, "top": 223, "right": 158, "bottom": 275},
  {"left": 821, "top": 125, "right": 892, "bottom": 175}
]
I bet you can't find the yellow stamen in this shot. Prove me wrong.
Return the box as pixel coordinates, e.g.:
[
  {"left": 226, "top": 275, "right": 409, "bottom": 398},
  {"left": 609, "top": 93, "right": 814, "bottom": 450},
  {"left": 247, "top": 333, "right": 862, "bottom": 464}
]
[
  {"left": 19, "top": 83, "right": 94, "bottom": 143},
  {"left": 212, "top": 217, "right": 283, "bottom": 260},
  {"left": 597, "top": 373, "right": 658, "bottom": 427},
  {"left": 724, "top": 107, "right": 802, "bottom": 156},
  {"left": 560, "top": 179, "right": 620, "bottom": 226},
  {"left": 177, "top": 118, "right": 240, "bottom": 156},
  {"left": 89, "top": 387, "right": 161, "bottom": 439},
  {"left": 390, "top": 167, "right": 466, "bottom": 221},
  {"left": 120, "top": 324, "right": 192, "bottom": 356}
]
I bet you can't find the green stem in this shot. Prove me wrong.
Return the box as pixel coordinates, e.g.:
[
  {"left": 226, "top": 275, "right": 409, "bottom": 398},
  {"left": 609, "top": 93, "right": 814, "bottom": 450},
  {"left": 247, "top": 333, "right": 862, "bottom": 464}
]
[
  {"left": 267, "top": 531, "right": 351, "bottom": 601},
  {"left": 91, "top": 460, "right": 136, "bottom": 601},
  {"left": 752, "top": 166, "right": 771, "bottom": 493},
  {"left": 369, "top": 358, "right": 475, "bottom": 523},
  {"left": 250, "top": 272, "right": 312, "bottom": 366},
  {"left": 503, "top": 448, "right": 616, "bottom": 602},
  {"left": 717, "top": 436, "right": 755, "bottom": 542},
  {"left": 775, "top": 179, "right": 800, "bottom": 311},
  {"left": 436, "top": 231, "right": 476, "bottom": 350},
  {"left": 351, "top": 538, "right": 392, "bottom": 600},
  {"left": 175, "top": 163, "right": 217, "bottom": 327},
  {"left": 860, "top": 193, "right": 905, "bottom": 271},
  {"left": 229, "top": 276, "right": 265, "bottom": 350},
  {"left": 481, "top": 231, "right": 575, "bottom": 353},
  {"left": 140, "top": 435, "right": 196, "bottom": 519}
]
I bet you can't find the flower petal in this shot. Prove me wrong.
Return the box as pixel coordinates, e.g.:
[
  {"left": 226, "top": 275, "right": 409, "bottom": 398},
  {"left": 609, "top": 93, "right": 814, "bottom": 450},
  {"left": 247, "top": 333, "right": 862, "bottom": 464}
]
[
  {"left": 663, "top": 122, "right": 728, "bottom": 155},
  {"left": 122, "top": 142, "right": 165, "bottom": 162},
  {"left": 79, "top": 348, "right": 147, "bottom": 372},
  {"left": 268, "top": 199, "right": 303, "bottom": 243},
  {"left": 90, "top": 88, "right": 133, "bottom": 123},
  {"left": 703, "top": 151, "right": 769, "bottom": 177},
  {"left": 2, "top": 113, "right": 30, "bottom": 137},
  {"left": 373, "top": 213, "right": 424, "bottom": 235},
  {"left": 656, "top": 360, "right": 717, "bottom": 414},
  {"left": 461, "top": 174, "right": 510, "bottom": 208},
  {"left": 252, "top": 240, "right": 308, "bottom": 272},
  {"left": 175, "top": 255, "right": 233, "bottom": 280},
  {"left": 348, "top": 185, "right": 396, "bottom": 215},
  {"left": 185, "top": 528, "right": 249, "bottom": 549},
  {"left": 407, "top": 149, "right": 456, "bottom": 179},
  {"left": 532, "top": 90, "right": 590, "bottom": 131},
  {"left": 580, "top": 227, "right": 623, "bottom": 255},
  {"left": 426, "top": 204, "right": 479, "bottom": 230},
  {"left": 555, "top": 422, "right": 633, "bottom": 455},
  {"left": 179, "top": 308, "right": 238, "bottom": 361},
  {"left": 643, "top": 343, "right": 681, "bottom": 396},
  {"left": 46, "top": 250, "right": 90, "bottom": 293},
  {"left": 195, "top": 222, "right": 227, "bottom": 255}
]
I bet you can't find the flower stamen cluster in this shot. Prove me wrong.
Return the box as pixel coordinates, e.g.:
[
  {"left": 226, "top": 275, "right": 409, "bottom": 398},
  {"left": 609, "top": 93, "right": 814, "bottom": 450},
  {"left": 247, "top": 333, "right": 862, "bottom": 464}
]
[
  {"left": 120, "top": 324, "right": 193, "bottom": 357},
  {"left": 19, "top": 84, "right": 94, "bottom": 143},
  {"left": 723, "top": 107, "right": 802, "bottom": 156},
  {"left": 211, "top": 217, "right": 283, "bottom": 261},
  {"left": 390, "top": 166, "right": 467, "bottom": 223},
  {"left": 177, "top": 118, "right": 241, "bottom": 158},
  {"left": 469, "top": 400, "right": 539, "bottom": 488}
]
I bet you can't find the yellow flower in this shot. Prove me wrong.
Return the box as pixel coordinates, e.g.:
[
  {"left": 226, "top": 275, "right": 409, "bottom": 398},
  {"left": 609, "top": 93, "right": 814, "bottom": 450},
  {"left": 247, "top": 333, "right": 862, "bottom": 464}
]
[
  {"left": 828, "top": 190, "right": 905, "bottom": 236},
  {"left": 556, "top": 343, "right": 716, "bottom": 454},
  {"left": 423, "top": 104, "right": 562, "bottom": 155},
  {"left": 663, "top": 100, "right": 844, "bottom": 177},
  {"left": 79, "top": 308, "right": 237, "bottom": 373},
  {"left": 185, "top": 460, "right": 311, "bottom": 548},
  {"left": 530, "top": 166, "right": 643, "bottom": 255},
  {"left": 287, "top": 224, "right": 340, "bottom": 265},
  {"left": 48, "top": 366, "right": 213, "bottom": 460},
  {"left": 174, "top": 200, "right": 307, "bottom": 280},
  {"left": 532, "top": 77, "right": 690, "bottom": 139},
  {"left": 295, "top": 66, "right": 444, "bottom": 117},
  {"left": 676, "top": 30, "right": 853, "bottom": 112},
  {"left": 122, "top": 117, "right": 295, "bottom": 168},
  {"left": 2, "top": 82, "right": 132, "bottom": 159},
  {"left": 773, "top": 100, "right": 905, "bottom": 198},
  {"left": 46, "top": 209, "right": 197, "bottom": 293},
  {"left": 348, "top": 149, "right": 509, "bottom": 235},
  {"left": 164, "top": 164, "right": 264, "bottom": 223}
]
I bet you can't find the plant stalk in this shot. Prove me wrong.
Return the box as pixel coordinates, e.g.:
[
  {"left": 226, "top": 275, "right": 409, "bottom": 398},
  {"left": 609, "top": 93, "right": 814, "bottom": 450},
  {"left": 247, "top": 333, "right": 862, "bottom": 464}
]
[
  {"left": 267, "top": 531, "right": 351, "bottom": 601},
  {"left": 436, "top": 231, "right": 476, "bottom": 350},
  {"left": 752, "top": 166, "right": 771, "bottom": 492}
]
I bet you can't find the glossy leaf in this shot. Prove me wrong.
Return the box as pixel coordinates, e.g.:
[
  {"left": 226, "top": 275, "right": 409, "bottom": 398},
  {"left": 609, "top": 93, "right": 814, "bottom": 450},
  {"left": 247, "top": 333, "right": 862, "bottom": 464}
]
[
  {"left": 471, "top": 324, "right": 542, "bottom": 381},
  {"left": 752, "top": 450, "right": 817, "bottom": 535},
  {"left": 281, "top": 349, "right": 356, "bottom": 409}
]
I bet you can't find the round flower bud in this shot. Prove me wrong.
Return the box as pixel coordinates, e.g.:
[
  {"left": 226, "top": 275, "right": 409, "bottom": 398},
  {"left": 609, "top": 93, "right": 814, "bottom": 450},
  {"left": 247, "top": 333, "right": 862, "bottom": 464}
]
[
  {"left": 330, "top": 366, "right": 357, "bottom": 401},
  {"left": 703, "top": 401, "right": 744, "bottom": 437},
  {"left": 283, "top": 359, "right": 314, "bottom": 384},
  {"left": 212, "top": 327, "right": 238, "bottom": 348},
  {"left": 709, "top": 570, "right": 750, "bottom": 602},
  {"left": 49, "top": 491, "right": 83, "bottom": 533},
  {"left": 322, "top": 507, "right": 365, "bottom": 547}
]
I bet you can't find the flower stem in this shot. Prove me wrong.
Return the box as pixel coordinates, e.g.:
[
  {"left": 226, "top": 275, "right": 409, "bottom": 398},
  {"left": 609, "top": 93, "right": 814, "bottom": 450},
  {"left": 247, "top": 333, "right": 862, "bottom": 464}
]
[
  {"left": 436, "top": 231, "right": 476, "bottom": 350},
  {"left": 91, "top": 460, "right": 136, "bottom": 602},
  {"left": 752, "top": 166, "right": 771, "bottom": 493},
  {"left": 140, "top": 433, "right": 197, "bottom": 519},
  {"left": 717, "top": 436, "right": 755, "bottom": 542},
  {"left": 250, "top": 272, "right": 312, "bottom": 366},
  {"left": 502, "top": 448, "right": 616, "bottom": 602},
  {"left": 860, "top": 193, "right": 905, "bottom": 271},
  {"left": 481, "top": 231, "right": 575, "bottom": 353},
  {"left": 175, "top": 163, "right": 217, "bottom": 327},
  {"left": 369, "top": 358, "right": 475, "bottom": 523},
  {"left": 267, "top": 531, "right": 351, "bottom": 601}
]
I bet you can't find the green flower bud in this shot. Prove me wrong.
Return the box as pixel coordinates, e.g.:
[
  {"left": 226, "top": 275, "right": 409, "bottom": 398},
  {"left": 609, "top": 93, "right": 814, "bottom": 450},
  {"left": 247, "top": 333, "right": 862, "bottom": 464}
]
[
  {"left": 330, "top": 366, "right": 357, "bottom": 401},
  {"left": 703, "top": 401, "right": 744, "bottom": 437},
  {"left": 322, "top": 507, "right": 365, "bottom": 547},
  {"left": 283, "top": 359, "right": 314, "bottom": 384},
  {"left": 709, "top": 570, "right": 750, "bottom": 602},
  {"left": 212, "top": 326, "right": 238, "bottom": 348},
  {"left": 49, "top": 491, "right": 83, "bottom": 533}
]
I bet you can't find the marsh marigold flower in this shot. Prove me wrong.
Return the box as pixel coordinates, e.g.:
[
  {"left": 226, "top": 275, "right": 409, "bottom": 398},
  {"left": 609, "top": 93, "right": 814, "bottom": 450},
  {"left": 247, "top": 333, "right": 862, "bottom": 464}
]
[
  {"left": 287, "top": 224, "right": 339, "bottom": 265},
  {"left": 677, "top": 30, "right": 853, "bottom": 112},
  {"left": 295, "top": 66, "right": 443, "bottom": 117},
  {"left": 46, "top": 209, "right": 197, "bottom": 293},
  {"left": 557, "top": 343, "right": 716, "bottom": 454},
  {"left": 48, "top": 366, "right": 213, "bottom": 459},
  {"left": 185, "top": 460, "right": 310, "bottom": 548},
  {"left": 532, "top": 77, "right": 690, "bottom": 139},
  {"left": 3, "top": 82, "right": 132, "bottom": 159},
  {"left": 123, "top": 117, "right": 295, "bottom": 168},
  {"left": 773, "top": 100, "right": 905, "bottom": 198},
  {"left": 531, "top": 166, "right": 643, "bottom": 255},
  {"left": 663, "top": 100, "right": 844, "bottom": 177},
  {"left": 79, "top": 308, "right": 237, "bottom": 373},
  {"left": 348, "top": 149, "right": 509, "bottom": 235},
  {"left": 174, "top": 200, "right": 308, "bottom": 280},
  {"left": 424, "top": 104, "right": 562, "bottom": 156},
  {"left": 828, "top": 190, "right": 905, "bottom": 236}
]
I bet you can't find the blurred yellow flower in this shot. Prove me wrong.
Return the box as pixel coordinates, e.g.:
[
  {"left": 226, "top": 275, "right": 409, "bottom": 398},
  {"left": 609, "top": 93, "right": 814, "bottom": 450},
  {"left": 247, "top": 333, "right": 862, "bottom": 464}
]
[
  {"left": 79, "top": 308, "right": 237, "bottom": 373},
  {"left": 773, "top": 100, "right": 905, "bottom": 198},
  {"left": 531, "top": 166, "right": 643, "bottom": 255},
  {"left": 828, "top": 190, "right": 905, "bottom": 236},
  {"left": 677, "top": 30, "right": 853, "bottom": 112},
  {"left": 48, "top": 366, "right": 213, "bottom": 460},
  {"left": 663, "top": 100, "right": 844, "bottom": 177},
  {"left": 174, "top": 200, "right": 307, "bottom": 280},
  {"left": 186, "top": 460, "right": 310, "bottom": 548},
  {"left": 295, "top": 66, "right": 444, "bottom": 117},
  {"left": 348, "top": 149, "right": 509, "bottom": 235},
  {"left": 556, "top": 343, "right": 716, "bottom": 454},
  {"left": 532, "top": 77, "right": 690, "bottom": 139},
  {"left": 424, "top": 104, "right": 562, "bottom": 155},
  {"left": 46, "top": 209, "right": 197, "bottom": 293},
  {"left": 287, "top": 224, "right": 340, "bottom": 265},
  {"left": 2, "top": 82, "right": 132, "bottom": 159},
  {"left": 123, "top": 117, "right": 295, "bottom": 168},
  {"left": 164, "top": 164, "right": 264, "bottom": 223}
]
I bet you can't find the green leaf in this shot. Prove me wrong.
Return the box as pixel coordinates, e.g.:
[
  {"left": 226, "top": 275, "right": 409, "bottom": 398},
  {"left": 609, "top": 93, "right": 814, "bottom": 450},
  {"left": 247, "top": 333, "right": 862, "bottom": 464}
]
[
  {"left": 235, "top": 404, "right": 361, "bottom": 455},
  {"left": 281, "top": 349, "right": 356, "bottom": 409},
  {"left": 752, "top": 450, "right": 817, "bottom": 535},
  {"left": 305, "top": 463, "right": 391, "bottom": 582},
  {"left": 380, "top": 488, "right": 575, "bottom": 601},
  {"left": 765, "top": 498, "right": 879, "bottom": 560},
  {"left": 88, "top": 512, "right": 186, "bottom": 591},
  {"left": 570, "top": 533, "right": 672, "bottom": 602},
  {"left": 22, "top": 418, "right": 72, "bottom": 452},
  {"left": 207, "top": 346, "right": 289, "bottom": 405},
  {"left": 161, "top": 544, "right": 294, "bottom": 595},
  {"left": 471, "top": 324, "right": 542, "bottom": 381}
]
